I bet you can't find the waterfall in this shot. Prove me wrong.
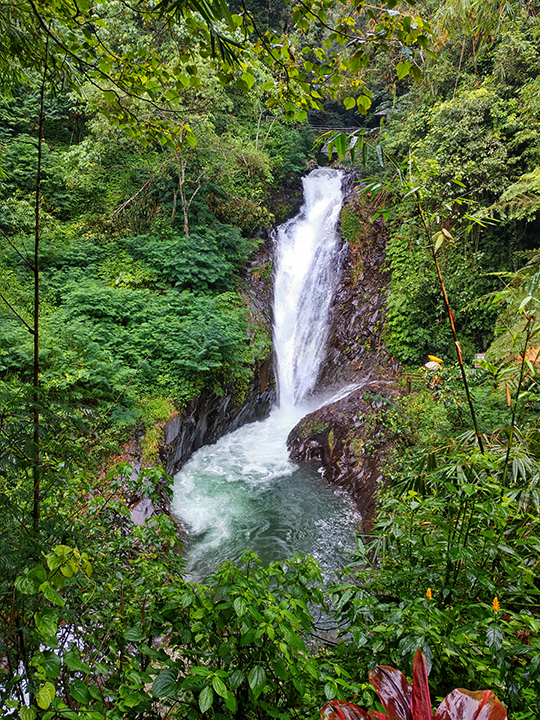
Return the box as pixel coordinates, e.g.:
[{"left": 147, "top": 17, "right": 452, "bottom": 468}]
[
  {"left": 273, "top": 168, "right": 344, "bottom": 407},
  {"left": 173, "top": 168, "right": 357, "bottom": 579}
]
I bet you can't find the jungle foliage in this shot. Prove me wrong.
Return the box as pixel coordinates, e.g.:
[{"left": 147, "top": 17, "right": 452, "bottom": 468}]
[
  {"left": 2, "top": 0, "right": 540, "bottom": 719},
  {"left": 326, "top": 0, "right": 540, "bottom": 367}
]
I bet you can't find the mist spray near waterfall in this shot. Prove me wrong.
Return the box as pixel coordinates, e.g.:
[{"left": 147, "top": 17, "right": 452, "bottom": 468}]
[{"left": 173, "top": 169, "right": 357, "bottom": 578}]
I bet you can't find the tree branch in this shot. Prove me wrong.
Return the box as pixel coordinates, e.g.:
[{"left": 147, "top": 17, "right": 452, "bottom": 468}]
[{"left": 0, "top": 291, "right": 34, "bottom": 333}]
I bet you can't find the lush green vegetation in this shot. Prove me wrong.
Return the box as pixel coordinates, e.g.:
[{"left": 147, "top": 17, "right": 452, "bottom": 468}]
[
  {"left": 2, "top": 0, "right": 540, "bottom": 719},
  {"left": 349, "top": 0, "right": 540, "bottom": 367}
]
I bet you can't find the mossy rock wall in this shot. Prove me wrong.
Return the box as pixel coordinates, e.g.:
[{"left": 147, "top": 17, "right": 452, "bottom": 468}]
[{"left": 316, "top": 185, "right": 398, "bottom": 391}]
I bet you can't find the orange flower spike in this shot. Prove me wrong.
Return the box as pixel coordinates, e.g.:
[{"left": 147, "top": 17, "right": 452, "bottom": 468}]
[
  {"left": 426, "top": 588, "right": 432, "bottom": 600},
  {"left": 493, "top": 596, "right": 500, "bottom": 612}
]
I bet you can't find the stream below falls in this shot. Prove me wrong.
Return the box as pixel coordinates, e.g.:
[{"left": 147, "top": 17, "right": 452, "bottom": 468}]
[{"left": 172, "top": 168, "right": 360, "bottom": 581}]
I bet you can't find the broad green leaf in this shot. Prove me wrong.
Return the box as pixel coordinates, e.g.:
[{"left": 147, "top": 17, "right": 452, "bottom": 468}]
[
  {"left": 29, "top": 564, "right": 47, "bottom": 584},
  {"left": 335, "top": 133, "right": 347, "bottom": 159},
  {"left": 362, "top": 140, "right": 368, "bottom": 168},
  {"left": 324, "top": 682, "right": 336, "bottom": 700},
  {"left": 229, "top": 669, "right": 244, "bottom": 690},
  {"left": 64, "top": 650, "right": 91, "bottom": 674},
  {"left": 396, "top": 61, "right": 411, "bottom": 79},
  {"left": 273, "top": 659, "right": 289, "bottom": 681},
  {"left": 88, "top": 683, "right": 103, "bottom": 701},
  {"left": 233, "top": 597, "right": 247, "bottom": 617},
  {"left": 20, "top": 707, "right": 37, "bottom": 720},
  {"left": 98, "top": 59, "right": 112, "bottom": 74},
  {"left": 328, "top": 140, "right": 335, "bottom": 160},
  {"left": 70, "top": 679, "right": 90, "bottom": 704},
  {"left": 123, "top": 692, "right": 144, "bottom": 707},
  {"left": 356, "top": 95, "right": 371, "bottom": 113},
  {"left": 124, "top": 626, "right": 145, "bottom": 642},
  {"left": 241, "top": 72, "right": 255, "bottom": 89},
  {"left": 152, "top": 668, "right": 178, "bottom": 698},
  {"left": 35, "top": 608, "right": 58, "bottom": 639},
  {"left": 248, "top": 665, "right": 266, "bottom": 699},
  {"left": 343, "top": 96, "right": 356, "bottom": 110},
  {"left": 36, "top": 682, "right": 55, "bottom": 710},
  {"left": 224, "top": 690, "right": 237, "bottom": 712},
  {"left": 199, "top": 685, "right": 214, "bottom": 713},
  {"left": 212, "top": 675, "right": 228, "bottom": 698},
  {"left": 486, "top": 625, "right": 504, "bottom": 651},
  {"left": 181, "top": 592, "right": 194, "bottom": 607},
  {"left": 433, "top": 232, "right": 444, "bottom": 254},
  {"left": 39, "top": 582, "right": 65, "bottom": 607},
  {"left": 15, "top": 575, "right": 37, "bottom": 595},
  {"left": 41, "top": 651, "right": 61, "bottom": 678}
]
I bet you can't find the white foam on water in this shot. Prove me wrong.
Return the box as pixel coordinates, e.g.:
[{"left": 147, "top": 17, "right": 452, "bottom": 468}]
[{"left": 172, "top": 168, "right": 360, "bottom": 580}]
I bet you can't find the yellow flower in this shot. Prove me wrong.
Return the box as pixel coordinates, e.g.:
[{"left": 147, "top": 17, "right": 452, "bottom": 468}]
[
  {"left": 493, "top": 597, "right": 500, "bottom": 612},
  {"left": 426, "top": 588, "right": 432, "bottom": 600}
]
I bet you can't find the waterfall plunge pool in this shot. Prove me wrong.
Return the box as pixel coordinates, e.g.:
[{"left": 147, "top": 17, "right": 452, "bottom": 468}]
[
  {"left": 172, "top": 402, "right": 361, "bottom": 581},
  {"left": 173, "top": 168, "right": 360, "bottom": 580}
]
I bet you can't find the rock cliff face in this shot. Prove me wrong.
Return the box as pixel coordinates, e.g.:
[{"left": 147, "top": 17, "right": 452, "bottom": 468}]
[
  {"left": 316, "top": 185, "right": 399, "bottom": 391},
  {"left": 161, "top": 363, "right": 275, "bottom": 476},
  {"left": 287, "top": 184, "right": 401, "bottom": 526},
  {"left": 287, "top": 381, "right": 400, "bottom": 528}
]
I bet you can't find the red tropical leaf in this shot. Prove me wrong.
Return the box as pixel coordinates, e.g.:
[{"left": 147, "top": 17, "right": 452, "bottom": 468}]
[
  {"left": 411, "top": 650, "right": 432, "bottom": 720},
  {"left": 321, "top": 700, "right": 372, "bottom": 720},
  {"left": 368, "top": 665, "right": 413, "bottom": 720},
  {"left": 433, "top": 689, "right": 508, "bottom": 720},
  {"left": 320, "top": 699, "right": 402, "bottom": 720}
]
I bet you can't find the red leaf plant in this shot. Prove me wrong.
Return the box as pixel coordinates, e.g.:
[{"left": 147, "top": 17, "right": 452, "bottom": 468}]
[{"left": 320, "top": 649, "right": 507, "bottom": 720}]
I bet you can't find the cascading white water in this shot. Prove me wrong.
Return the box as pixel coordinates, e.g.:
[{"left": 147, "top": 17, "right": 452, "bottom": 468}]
[
  {"left": 273, "top": 167, "right": 344, "bottom": 406},
  {"left": 173, "top": 168, "right": 357, "bottom": 579}
]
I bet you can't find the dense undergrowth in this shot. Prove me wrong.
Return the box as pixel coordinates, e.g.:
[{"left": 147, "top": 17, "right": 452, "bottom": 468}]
[
  {"left": 2, "top": 0, "right": 540, "bottom": 718},
  {"left": 0, "top": 78, "right": 313, "bottom": 462},
  {"left": 333, "top": 0, "right": 540, "bottom": 367}
]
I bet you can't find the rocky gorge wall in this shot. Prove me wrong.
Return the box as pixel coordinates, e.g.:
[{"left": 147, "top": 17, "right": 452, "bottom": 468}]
[
  {"left": 287, "top": 181, "right": 401, "bottom": 527},
  {"left": 130, "top": 174, "right": 400, "bottom": 531},
  {"left": 287, "top": 381, "right": 399, "bottom": 528},
  {"left": 128, "top": 234, "right": 276, "bottom": 526}
]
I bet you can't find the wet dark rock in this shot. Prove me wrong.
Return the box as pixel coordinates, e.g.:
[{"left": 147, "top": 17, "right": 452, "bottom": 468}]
[
  {"left": 287, "top": 184, "right": 401, "bottom": 523},
  {"left": 161, "top": 370, "right": 275, "bottom": 476},
  {"left": 287, "top": 381, "right": 401, "bottom": 529},
  {"left": 316, "top": 187, "right": 399, "bottom": 392}
]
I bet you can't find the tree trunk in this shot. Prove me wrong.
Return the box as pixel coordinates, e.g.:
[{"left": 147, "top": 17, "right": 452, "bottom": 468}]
[{"left": 33, "top": 51, "right": 47, "bottom": 533}]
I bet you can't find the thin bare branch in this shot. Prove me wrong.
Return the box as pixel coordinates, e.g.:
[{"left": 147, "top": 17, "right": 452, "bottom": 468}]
[
  {"left": 0, "top": 228, "right": 35, "bottom": 271},
  {"left": 0, "top": 291, "right": 34, "bottom": 333}
]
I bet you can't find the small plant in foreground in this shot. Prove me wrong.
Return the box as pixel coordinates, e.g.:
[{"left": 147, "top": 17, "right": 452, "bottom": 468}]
[{"left": 321, "top": 649, "right": 507, "bottom": 720}]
